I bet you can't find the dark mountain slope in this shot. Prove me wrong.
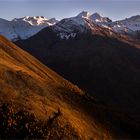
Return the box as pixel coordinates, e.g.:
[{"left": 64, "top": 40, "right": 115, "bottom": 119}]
[
  {"left": 16, "top": 27, "right": 140, "bottom": 120},
  {"left": 2, "top": 35, "right": 140, "bottom": 139}
]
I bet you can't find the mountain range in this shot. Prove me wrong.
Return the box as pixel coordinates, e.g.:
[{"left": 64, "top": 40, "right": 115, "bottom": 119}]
[
  {"left": 1, "top": 11, "right": 140, "bottom": 41},
  {"left": 16, "top": 19, "right": 140, "bottom": 119},
  {"left": 0, "top": 16, "right": 58, "bottom": 41},
  {"left": 1, "top": 11, "right": 140, "bottom": 139},
  {"left": 1, "top": 35, "right": 140, "bottom": 139}
]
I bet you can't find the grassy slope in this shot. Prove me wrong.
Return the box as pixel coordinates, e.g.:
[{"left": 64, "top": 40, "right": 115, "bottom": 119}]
[
  {"left": 0, "top": 35, "right": 140, "bottom": 139},
  {"left": 0, "top": 35, "right": 109, "bottom": 139},
  {"left": 15, "top": 27, "right": 140, "bottom": 117}
]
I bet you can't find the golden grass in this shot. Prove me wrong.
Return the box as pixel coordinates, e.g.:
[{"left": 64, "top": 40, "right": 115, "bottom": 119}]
[{"left": 0, "top": 35, "right": 139, "bottom": 139}]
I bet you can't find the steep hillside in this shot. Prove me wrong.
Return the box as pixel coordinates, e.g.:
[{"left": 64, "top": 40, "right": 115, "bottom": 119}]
[
  {"left": 16, "top": 26, "right": 140, "bottom": 121},
  {"left": 1, "top": 35, "right": 140, "bottom": 139}
]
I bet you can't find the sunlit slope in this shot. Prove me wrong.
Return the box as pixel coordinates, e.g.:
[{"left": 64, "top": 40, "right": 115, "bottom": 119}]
[
  {"left": 16, "top": 27, "right": 140, "bottom": 119},
  {"left": 0, "top": 35, "right": 140, "bottom": 139},
  {"left": 0, "top": 35, "right": 107, "bottom": 139}
]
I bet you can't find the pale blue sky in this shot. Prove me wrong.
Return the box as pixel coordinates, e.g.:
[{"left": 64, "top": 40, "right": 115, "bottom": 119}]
[{"left": 0, "top": 0, "right": 140, "bottom": 21}]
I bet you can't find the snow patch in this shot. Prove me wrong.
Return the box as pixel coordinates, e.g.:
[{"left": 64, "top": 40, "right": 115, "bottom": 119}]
[
  {"left": 0, "top": 16, "right": 58, "bottom": 40},
  {"left": 58, "top": 32, "right": 76, "bottom": 40}
]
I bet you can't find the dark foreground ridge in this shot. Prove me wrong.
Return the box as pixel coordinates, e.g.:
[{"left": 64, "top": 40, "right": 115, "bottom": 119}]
[
  {"left": 16, "top": 27, "right": 140, "bottom": 120},
  {"left": 0, "top": 35, "right": 140, "bottom": 139}
]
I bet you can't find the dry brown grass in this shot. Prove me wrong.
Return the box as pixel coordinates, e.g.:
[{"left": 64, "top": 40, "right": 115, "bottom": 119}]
[
  {"left": 0, "top": 35, "right": 140, "bottom": 139},
  {"left": 0, "top": 35, "right": 110, "bottom": 139}
]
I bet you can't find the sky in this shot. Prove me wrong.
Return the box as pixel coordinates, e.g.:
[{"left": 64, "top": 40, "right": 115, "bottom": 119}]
[{"left": 0, "top": 0, "right": 140, "bottom": 21}]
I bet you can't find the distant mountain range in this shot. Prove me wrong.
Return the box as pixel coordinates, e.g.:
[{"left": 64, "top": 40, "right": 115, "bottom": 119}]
[
  {"left": 0, "top": 16, "right": 58, "bottom": 41},
  {"left": 1, "top": 11, "right": 140, "bottom": 139},
  {"left": 15, "top": 11, "right": 140, "bottom": 121},
  {"left": 1, "top": 11, "right": 140, "bottom": 41}
]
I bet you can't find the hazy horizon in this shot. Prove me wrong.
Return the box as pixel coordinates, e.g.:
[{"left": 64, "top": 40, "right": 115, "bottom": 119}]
[{"left": 0, "top": 0, "right": 140, "bottom": 21}]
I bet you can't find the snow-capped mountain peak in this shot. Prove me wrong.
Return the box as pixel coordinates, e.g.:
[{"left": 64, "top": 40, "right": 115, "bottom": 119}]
[
  {"left": 111, "top": 15, "right": 140, "bottom": 33},
  {"left": 90, "top": 12, "right": 101, "bottom": 19},
  {"left": 12, "top": 16, "right": 59, "bottom": 26},
  {"left": 77, "top": 11, "right": 90, "bottom": 18},
  {"left": 54, "top": 11, "right": 105, "bottom": 39},
  {"left": 13, "top": 16, "right": 50, "bottom": 26},
  {"left": 126, "top": 15, "right": 140, "bottom": 22},
  {"left": 1, "top": 12, "right": 140, "bottom": 41},
  {"left": 0, "top": 16, "right": 58, "bottom": 41},
  {"left": 90, "top": 12, "right": 112, "bottom": 24},
  {"left": 48, "top": 18, "right": 59, "bottom": 24},
  {"left": 13, "top": 16, "right": 47, "bottom": 21}
]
